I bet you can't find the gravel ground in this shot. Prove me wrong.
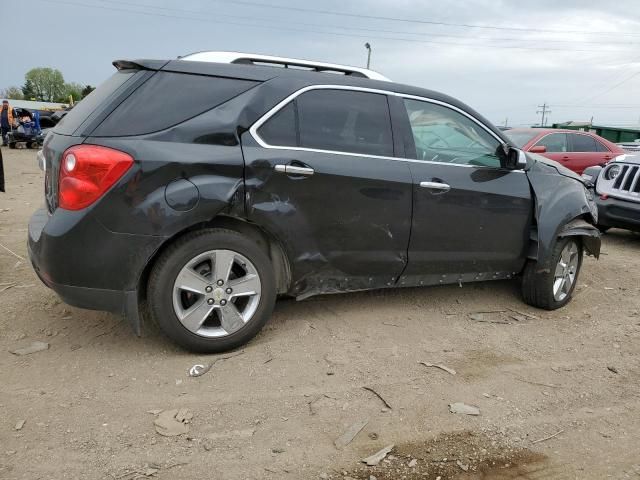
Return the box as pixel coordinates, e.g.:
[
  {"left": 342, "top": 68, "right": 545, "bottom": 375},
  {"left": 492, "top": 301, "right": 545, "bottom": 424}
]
[{"left": 1, "top": 148, "right": 639, "bottom": 480}]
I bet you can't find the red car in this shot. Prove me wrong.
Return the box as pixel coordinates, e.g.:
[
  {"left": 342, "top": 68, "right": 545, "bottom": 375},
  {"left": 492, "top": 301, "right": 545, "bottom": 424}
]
[{"left": 505, "top": 128, "right": 625, "bottom": 174}]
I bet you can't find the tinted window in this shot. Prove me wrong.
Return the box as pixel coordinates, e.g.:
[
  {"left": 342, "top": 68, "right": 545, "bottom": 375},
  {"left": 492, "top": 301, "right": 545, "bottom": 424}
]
[
  {"left": 535, "top": 133, "right": 567, "bottom": 153},
  {"left": 595, "top": 140, "right": 610, "bottom": 152},
  {"left": 404, "top": 99, "right": 502, "bottom": 167},
  {"left": 55, "top": 70, "right": 138, "bottom": 135},
  {"left": 297, "top": 89, "right": 393, "bottom": 157},
  {"left": 258, "top": 101, "right": 297, "bottom": 147},
  {"left": 93, "top": 72, "right": 257, "bottom": 136},
  {"left": 570, "top": 133, "right": 597, "bottom": 152},
  {"left": 505, "top": 130, "right": 538, "bottom": 148}
]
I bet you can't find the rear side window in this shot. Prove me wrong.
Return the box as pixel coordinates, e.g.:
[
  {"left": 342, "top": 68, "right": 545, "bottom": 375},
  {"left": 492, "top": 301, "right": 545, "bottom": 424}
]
[
  {"left": 257, "top": 101, "right": 297, "bottom": 147},
  {"left": 296, "top": 89, "right": 393, "bottom": 157},
  {"left": 570, "top": 133, "right": 597, "bottom": 152},
  {"left": 55, "top": 70, "right": 138, "bottom": 135},
  {"left": 92, "top": 72, "right": 257, "bottom": 137},
  {"left": 535, "top": 133, "right": 567, "bottom": 153},
  {"left": 595, "top": 140, "right": 610, "bottom": 152}
]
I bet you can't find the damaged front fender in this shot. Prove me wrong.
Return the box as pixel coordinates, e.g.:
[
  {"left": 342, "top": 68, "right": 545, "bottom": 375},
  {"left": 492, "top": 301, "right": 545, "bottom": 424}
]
[{"left": 525, "top": 155, "right": 601, "bottom": 271}]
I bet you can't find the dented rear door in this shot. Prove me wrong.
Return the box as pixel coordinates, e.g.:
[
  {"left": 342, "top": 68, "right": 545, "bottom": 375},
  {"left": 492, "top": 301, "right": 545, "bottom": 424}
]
[{"left": 241, "top": 88, "right": 412, "bottom": 298}]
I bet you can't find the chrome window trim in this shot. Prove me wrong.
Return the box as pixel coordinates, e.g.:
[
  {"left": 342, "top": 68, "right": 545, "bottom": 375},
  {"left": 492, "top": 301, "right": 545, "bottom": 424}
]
[{"left": 248, "top": 84, "right": 515, "bottom": 171}]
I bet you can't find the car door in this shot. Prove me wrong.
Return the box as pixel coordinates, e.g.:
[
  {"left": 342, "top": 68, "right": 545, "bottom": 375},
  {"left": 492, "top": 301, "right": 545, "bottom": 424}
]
[
  {"left": 241, "top": 87, "right": 413, "bottom": 297},
  {"left": 395, "top": 97, "right": 532, "bottom": 285},
  {"left": 567, "top": 133, "right": 613, "bottom": 174},
  {"left": 531, "top": 132, "right": 570, "bottom": 165}
]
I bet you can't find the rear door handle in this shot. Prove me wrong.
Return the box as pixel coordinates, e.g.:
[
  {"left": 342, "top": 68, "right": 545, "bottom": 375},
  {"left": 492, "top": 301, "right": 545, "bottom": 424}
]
[
  {"left": 274, "top": 164, "right": 314, "bottom": 176},
  {"left": 420, "top": 181, "right": 450, "bottom": 192}
]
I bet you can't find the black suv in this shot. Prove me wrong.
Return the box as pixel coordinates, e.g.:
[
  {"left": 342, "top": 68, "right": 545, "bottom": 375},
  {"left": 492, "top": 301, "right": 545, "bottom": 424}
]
[{"left": 28, "top": 52, "right": 601, "bottom": 352}]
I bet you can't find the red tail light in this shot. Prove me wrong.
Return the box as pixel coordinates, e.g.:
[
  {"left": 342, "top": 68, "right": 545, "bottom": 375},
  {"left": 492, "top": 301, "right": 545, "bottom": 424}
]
[{"left": 58, "top": 145, "right": 133, "bottom": 210}]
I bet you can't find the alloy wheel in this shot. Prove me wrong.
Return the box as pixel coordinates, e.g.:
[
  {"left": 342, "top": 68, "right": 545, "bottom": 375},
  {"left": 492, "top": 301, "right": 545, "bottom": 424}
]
[
  {"left": 172, "top": 249, "right": 262, "bottom": 337},
  {"left": 553, "top": 240, "right": 579, "bottom": 302}
]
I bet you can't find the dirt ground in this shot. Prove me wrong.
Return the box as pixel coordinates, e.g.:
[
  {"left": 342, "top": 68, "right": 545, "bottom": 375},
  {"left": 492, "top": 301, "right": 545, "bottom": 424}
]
[{"left": 1, "top": 148, "right": 639, "bottom": 480}]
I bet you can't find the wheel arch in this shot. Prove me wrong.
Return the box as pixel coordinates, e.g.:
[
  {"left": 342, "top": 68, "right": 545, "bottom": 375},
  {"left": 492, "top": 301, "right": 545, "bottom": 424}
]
[{"left": 136, "top": 215, "right": 292, "bottom": 327}]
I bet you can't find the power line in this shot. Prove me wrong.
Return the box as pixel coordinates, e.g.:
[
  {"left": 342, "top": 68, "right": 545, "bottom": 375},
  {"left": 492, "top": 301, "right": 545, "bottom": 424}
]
[
  {"left": 91, "top": 0, "right": 640, "bottom": 47},
  {"left": 37, "top": 0, "right": 639, "bottom": 54},
  {"left": 578, "top": 71, "right": 640, "bottom": 104},
  {"left": 204, "top": 0, "right": 640, "bottom": 37}
]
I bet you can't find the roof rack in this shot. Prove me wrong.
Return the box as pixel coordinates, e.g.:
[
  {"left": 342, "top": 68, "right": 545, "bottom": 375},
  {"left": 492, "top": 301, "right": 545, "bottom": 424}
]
[{"left": 179, "top": 51, "right": 390, "bottom": 81}]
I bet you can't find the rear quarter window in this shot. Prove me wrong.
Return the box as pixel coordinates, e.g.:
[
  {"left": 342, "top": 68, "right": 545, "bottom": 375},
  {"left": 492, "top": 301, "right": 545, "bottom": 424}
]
[
  {"left": 91, "top": 72, "right": 258, "bottom": 137},
  {"left": 54, "top": 70, "right": 139, "bottom": 135}
]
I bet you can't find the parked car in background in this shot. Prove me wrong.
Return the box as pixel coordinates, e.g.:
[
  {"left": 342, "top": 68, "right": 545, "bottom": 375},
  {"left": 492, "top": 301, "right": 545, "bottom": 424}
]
[
  {"left": 617, "top": 139, "right": 640, "bottom": 153},
  {"left": 505, "top": 128, "right": 625, "bottom": 174},
  {"left": 583, "top": 154, "right": 640, "bottom": 233},
  {"left": 28, "top": 52, "right": 601, "bottom": 352}
]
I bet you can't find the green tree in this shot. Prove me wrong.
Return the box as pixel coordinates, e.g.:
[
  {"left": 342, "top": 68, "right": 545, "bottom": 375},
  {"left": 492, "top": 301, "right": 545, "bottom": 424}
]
[
  {"left": 22, "top": 79, "right": 36, "bottom": 100},
  {"left": 57, "top": 82, "right": 85, "bottom": 103},
  {"left": 0, "top": 86, "right": 24, "bottom": 100},
  {"left": 23, "top": 67, "right": 65, "bottom": 102},
  {"left": 81, "top": 85, "right": 95, "bottom": 98}
]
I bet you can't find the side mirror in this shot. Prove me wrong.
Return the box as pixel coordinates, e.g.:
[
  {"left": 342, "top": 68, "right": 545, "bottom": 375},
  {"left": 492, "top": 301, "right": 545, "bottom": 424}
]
[
  {"left": 505, "top": 147, "right": 527, "bottom": 170},
  {"left": 529, "top": 145, "right": 546, "bottom": 153}
]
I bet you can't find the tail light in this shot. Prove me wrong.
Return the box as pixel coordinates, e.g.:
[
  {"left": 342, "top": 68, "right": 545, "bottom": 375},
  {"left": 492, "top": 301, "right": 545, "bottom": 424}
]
[{"left": 58, "top": 145, "right": 133, "bottom": 210}]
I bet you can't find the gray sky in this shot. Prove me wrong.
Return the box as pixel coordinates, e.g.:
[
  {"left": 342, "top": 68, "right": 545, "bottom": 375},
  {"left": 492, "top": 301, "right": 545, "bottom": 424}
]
[{"left": 3, "top": 0, "right": 640, "bottom": 127}]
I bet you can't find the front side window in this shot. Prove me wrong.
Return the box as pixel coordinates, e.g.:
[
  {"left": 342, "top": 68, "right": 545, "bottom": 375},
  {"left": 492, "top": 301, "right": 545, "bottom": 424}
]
[
  {"left": 404, "top": 99, "right": 502, "bottom": 167},
  {"left": 535, "top": 133, "right": 567, "bottom": 153},
  {"left": 570, "top": 133, "right": 597, "bottom": 152},
  {"left": 296, "top": 89, "right": 394, "bottom": 157}
]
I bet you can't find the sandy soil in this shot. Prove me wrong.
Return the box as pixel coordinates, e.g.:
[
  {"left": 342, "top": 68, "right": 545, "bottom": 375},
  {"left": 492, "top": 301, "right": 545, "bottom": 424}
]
[{"left": 1, "top": 148, "right": 639, "bottom": 480}]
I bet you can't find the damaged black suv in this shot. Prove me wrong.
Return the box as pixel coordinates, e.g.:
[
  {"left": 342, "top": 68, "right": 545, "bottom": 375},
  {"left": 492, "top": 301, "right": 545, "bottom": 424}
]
[{"left": 29, "top": 52, "right": 601, "bottom": 352}]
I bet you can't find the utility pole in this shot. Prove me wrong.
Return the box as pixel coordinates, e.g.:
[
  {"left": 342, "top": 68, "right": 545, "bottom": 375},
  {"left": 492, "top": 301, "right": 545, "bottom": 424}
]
[
  {"left": 364, "top": 43, "right": 372, "bottom": 69},
  {"left": 537, "top": 103, "right": 551, "bottom": 127}
]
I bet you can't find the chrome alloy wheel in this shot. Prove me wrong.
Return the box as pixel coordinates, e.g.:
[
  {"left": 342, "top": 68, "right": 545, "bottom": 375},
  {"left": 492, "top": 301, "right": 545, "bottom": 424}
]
[
  {"left": 172, "top": 249, "right": 262, "bottom": 337},
  {"left": 553, "top": 240, "right": 579, "bottom": 302}
]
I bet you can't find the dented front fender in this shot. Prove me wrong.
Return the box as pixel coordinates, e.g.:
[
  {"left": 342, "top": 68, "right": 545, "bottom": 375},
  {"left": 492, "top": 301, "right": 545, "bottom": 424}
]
[{"left": 525, "top": 156, "right": 601, "bottom": 271}]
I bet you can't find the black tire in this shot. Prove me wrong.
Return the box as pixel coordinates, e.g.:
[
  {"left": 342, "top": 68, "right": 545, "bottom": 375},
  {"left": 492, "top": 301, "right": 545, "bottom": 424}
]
[
  {"left": 26, "top": 142, "right": 34, "bottom": 149},
  {"left": 8, "top": 142, "right": 16, "bottom": 149},
  {"left": 147, "top": 228, "right": 277, "bottom": 353},
  {"left": 521, "top": 237, "right": 583, "bottom": 310}
]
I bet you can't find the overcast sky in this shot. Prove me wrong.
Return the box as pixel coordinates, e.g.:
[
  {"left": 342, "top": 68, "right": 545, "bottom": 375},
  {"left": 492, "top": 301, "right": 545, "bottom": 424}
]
[{"left": 3, "top": 0, "right": 640, "bottom": 127}]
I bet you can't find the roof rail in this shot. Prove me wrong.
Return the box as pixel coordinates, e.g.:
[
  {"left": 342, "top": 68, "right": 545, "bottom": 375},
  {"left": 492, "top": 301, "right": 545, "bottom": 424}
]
[{"left": 179, "top": 51, "right": 390, "bottom": 81}]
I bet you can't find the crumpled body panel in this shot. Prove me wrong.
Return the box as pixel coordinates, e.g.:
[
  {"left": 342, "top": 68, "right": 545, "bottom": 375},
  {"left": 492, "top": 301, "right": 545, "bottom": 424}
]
[{"left": 525, "top": 155, "right": 601, "bottom": 271}]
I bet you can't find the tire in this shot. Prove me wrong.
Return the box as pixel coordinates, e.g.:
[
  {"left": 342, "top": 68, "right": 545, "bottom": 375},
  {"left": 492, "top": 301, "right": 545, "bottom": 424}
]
[
  {"left": 8, "top": 142, "right": 16, "bottom": 149},
  {"left": 521, "top": 237, "right": 583, "bottom": 310},
  {"left": 147, "top": 228, "right": 277, "bottom": 353}
]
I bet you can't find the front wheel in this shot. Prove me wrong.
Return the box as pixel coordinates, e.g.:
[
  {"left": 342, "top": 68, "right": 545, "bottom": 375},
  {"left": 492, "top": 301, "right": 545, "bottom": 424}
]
[
  {"left": 147, "top": 228, "right": 277, "bottom": 353},
  {"left": 521, "top": 237, "right": 583, "bottom": 310}
]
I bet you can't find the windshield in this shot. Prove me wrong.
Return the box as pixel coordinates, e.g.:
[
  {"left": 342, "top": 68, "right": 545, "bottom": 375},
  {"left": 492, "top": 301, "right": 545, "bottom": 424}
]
[{"left": 505, "top": 130, "right": 539, "bottom": 148}]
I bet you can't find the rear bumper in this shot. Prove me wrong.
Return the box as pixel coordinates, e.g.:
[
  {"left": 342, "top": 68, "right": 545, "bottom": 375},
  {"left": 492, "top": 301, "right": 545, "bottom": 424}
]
[
  {"left": 596, "top": 196, "right": 640, "bottom": 232},
  {"left": 28, "top": 207, "right": 166, "bottom": 332}
]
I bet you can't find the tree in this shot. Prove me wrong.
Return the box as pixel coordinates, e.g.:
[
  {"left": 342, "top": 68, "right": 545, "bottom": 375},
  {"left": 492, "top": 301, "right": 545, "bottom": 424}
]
[
  {"left": 57, "top": 82, "right": 85, "bottom": 103},
  {"left": 23, "top": 67, "right": 65, "bottom": 102},
  {"left": 81, "top": 85, "right": 95, "bottom": 98},
  {"left": 22, "top": 79, "right": 36, "bottom": 100},
  {"left": 0, "top": 86, "right": 24, "bottom": 100}
]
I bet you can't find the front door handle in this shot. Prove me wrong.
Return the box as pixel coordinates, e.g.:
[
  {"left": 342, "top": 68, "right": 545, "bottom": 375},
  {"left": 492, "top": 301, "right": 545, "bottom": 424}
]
[
  {"left": 420, "top": 181, "right": 450, "bottom": 192},
  {"left": 274, "top": 164, "right": 315, "bottom": 176}
]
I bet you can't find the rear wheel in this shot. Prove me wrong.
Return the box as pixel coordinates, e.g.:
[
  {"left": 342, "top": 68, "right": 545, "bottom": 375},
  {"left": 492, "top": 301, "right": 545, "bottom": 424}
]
[
  {"left": 8, "top": 142, "right": 16, "bottom": 149},
  {"left": 148, "top": 228, "right": 276, "bottom": 352},
  {"left": 521, "top": 237, "right": 583, "bottom": 310}
]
